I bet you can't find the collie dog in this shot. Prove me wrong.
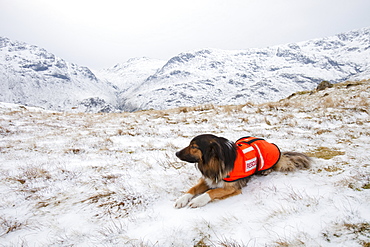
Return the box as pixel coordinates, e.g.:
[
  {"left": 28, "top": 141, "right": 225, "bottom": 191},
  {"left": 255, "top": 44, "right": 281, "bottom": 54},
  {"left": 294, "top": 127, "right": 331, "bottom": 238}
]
[{"left": 175, "top": 134, "right": 311, "bottom": 208}]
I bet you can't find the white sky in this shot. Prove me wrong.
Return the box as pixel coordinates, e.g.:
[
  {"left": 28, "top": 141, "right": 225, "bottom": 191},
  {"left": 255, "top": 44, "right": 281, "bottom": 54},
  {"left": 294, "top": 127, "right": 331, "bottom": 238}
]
[{"left": 1, "top": 0, "right": 370, "bottom": 69}]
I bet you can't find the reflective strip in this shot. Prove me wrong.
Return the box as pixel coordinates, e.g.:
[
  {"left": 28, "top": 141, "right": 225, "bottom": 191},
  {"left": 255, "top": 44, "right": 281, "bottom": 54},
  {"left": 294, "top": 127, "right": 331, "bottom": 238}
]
[
  {"left": 253, "top": 144, "right": 264, "bottom": 170},
  {"left": 242, "top": 146, "right": 254, "bottom": 154}
]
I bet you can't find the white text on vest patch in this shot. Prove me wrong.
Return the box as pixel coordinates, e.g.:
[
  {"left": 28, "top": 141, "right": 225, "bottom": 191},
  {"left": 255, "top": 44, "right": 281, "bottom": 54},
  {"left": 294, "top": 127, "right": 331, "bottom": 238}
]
[{"left": 245, "top": 157, "right": 257, "bottom": 172}]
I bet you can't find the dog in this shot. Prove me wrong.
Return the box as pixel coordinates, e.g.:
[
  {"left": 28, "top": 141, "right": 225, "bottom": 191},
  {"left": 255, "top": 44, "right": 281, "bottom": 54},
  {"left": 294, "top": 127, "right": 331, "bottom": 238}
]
[{"left": 174, "top": 134, "right": 311, "bottom": 208}]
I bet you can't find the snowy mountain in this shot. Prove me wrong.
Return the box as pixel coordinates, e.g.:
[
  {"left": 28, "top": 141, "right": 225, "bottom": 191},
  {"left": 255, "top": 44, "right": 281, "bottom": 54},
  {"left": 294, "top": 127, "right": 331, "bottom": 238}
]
[
  {"left": 0, "top": 37, "right": 119, "bottom": 112},
  {"left": 118, "top": 27, "right": 370, "bottom": 111},
  {"left": 93, "top": 57, "right": 166, "bottom": 91},
  {"left": 1, "top": 27, "right": 370, "bottom": 112},
  {"left": 93, "top": 57, "right": 166, "bottom": 110}
]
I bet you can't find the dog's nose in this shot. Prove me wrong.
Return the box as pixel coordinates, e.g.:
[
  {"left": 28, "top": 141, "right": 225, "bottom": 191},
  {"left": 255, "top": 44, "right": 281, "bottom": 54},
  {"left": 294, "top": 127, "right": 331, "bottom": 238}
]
[{"left": 175, "top": 151, "right": 180, "bottom": 158}]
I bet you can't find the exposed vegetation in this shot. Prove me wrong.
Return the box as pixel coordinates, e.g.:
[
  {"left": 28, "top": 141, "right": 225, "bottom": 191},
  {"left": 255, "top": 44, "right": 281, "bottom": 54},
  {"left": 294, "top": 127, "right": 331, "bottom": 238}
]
[{"left": 306, "top": 147, "right": 345, "bottom": 160}]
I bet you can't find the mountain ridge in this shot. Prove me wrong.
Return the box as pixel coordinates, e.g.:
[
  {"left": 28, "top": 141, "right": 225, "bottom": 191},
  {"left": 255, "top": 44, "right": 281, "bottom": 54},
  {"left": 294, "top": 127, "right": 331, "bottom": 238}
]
[
  {"left": 117, "top": 27, "right": 370, "bottom": 111},
  {"left": 0, "top": 37, "right": 119, "bottom": 112},
  {"left": 1, "top": 26, "right": 370, "bottom": 112}
]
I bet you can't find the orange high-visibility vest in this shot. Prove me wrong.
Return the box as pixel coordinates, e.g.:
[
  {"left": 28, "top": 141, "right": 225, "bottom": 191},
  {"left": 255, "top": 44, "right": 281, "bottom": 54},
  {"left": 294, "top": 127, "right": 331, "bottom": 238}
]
[{"left": 223, "top": 137, "right": 281, "bottom": 182}]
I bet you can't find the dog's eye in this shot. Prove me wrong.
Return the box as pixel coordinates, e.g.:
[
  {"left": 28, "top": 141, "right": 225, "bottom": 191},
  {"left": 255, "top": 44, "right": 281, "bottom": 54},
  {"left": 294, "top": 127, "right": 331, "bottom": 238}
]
[{"left": 190, "top": 146, "right": 199, "bottom": 150}]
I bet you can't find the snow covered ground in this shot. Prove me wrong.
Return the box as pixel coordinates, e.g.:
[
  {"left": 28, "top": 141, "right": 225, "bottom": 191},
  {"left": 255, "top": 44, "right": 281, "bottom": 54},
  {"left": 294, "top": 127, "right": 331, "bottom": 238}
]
[{"left": 0, "top": 80, "right": 369, "bottom": 246}]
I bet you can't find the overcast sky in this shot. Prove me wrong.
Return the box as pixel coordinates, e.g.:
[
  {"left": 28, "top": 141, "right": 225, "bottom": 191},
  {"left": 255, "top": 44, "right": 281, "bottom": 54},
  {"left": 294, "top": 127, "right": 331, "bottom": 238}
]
[{"left": 1, "top": 0, "right": 370, "bottom": 69}]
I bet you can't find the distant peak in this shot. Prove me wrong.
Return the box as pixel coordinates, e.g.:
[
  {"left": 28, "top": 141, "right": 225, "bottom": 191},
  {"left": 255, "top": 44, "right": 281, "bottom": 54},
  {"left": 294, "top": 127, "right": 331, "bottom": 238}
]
[{"left": 127, "top": 57, "right": 150, "bottom": 62}]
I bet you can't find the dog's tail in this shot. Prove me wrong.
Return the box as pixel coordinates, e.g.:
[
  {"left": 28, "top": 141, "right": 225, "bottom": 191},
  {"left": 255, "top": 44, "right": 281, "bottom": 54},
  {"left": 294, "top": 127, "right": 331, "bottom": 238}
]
[{"left": 273, "top": 152, "right": 312, "bottom": 172}]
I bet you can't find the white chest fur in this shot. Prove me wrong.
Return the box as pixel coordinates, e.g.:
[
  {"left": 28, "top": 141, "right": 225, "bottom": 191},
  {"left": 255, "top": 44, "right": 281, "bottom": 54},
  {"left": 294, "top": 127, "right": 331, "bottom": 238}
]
[{"left": 204, "top": 177, "right": 225, "bottom": 189}]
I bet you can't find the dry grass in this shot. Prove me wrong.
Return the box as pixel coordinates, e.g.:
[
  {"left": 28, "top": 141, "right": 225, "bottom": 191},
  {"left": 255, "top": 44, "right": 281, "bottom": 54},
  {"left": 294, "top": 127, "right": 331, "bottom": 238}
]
[
  {"left": 0, "top": 126, "right": 12, "bottom": 136},
  {"left": 335, "top": 167, "right": 370, "bottom": 191},
  {"left": 306, "top": 147, "right": 345, "bottom": 160},
  {"left": 218, "top": 239, "right": 245, "bottom": 247},
  {"left": 219, "top": 105, "right": 240, "bottom": 114},
  {"left": 20, "top": 165, "right": 52, "bottom": 180},
  {"left": 80, "top": 191, "right": 146, "bottom": 218},
  {"left": 0, "top": 217, "right": 25, "bottom": 236},
  {"left": 323, "top": 222, "right": 370, "bottom": 246},
  {"left": 337, "top": 79, "right": 366, "bottom": 88},
  {"left": 157, "top": 152, "right": 186, "bottom": 170},
  {"left": 177, "top": 104, "right": 216, "bottom": 113}
]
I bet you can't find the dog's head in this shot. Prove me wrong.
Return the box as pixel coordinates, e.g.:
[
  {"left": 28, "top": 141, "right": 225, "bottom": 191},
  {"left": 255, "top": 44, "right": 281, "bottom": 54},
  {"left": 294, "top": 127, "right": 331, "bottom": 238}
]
[{"left": 176, "top": 134, "right": 236, "bottom": 179}]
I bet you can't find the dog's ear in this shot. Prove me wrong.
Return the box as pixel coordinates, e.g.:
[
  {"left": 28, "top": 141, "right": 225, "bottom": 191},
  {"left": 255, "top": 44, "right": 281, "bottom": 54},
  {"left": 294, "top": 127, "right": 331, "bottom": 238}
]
[
  {"left": 203, "top": 141, "right": 224, "bottom": 165},
  {"left": 219, "top": 138, "right": 237, "bottom": 171},
  {"left": 223, "top": 146, "right": 236, "bottom": 171}
]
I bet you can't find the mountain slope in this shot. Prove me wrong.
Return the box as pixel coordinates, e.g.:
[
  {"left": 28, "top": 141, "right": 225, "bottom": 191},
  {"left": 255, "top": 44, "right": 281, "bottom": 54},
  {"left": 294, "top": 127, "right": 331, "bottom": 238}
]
[
  {"left": 0, "top": 80, "right": 369, "bottom": 246},
  {"left": 119, "top": 27, "right": 370, "bottom": 111},
  {"left": 93, "top": 57, "right": 166, "bottom": 91},
  {"left": 0, "top": 37, "right": 118, "bottom": 112},
  {"left": 93, "top": 57, "right": 167, "bottom": 109}
]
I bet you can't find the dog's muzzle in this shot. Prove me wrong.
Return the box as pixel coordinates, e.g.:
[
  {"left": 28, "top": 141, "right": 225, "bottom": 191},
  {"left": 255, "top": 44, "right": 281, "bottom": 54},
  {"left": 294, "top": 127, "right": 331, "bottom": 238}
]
[{"left": 175, "top": 150, "right": 199, "bottom": 163}]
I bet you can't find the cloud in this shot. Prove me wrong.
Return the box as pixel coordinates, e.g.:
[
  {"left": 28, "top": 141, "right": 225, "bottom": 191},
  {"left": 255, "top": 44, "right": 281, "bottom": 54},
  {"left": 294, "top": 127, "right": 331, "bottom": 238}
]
[{"left": 1, "top": 0, "right": 370, "bottom": 68}]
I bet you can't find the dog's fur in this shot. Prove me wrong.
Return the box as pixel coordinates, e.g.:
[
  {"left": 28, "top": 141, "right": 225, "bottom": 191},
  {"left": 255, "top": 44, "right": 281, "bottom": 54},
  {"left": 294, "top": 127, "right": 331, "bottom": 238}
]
[{"left": 175, "top": 134, "right": 311, "bottom": 208}]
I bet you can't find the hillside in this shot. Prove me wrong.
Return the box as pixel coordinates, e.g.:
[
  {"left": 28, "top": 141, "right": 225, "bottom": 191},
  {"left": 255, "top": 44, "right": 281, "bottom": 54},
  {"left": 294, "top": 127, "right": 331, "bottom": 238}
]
[{"left": 0, "top": 79, "right": 369, "bottom": 246}]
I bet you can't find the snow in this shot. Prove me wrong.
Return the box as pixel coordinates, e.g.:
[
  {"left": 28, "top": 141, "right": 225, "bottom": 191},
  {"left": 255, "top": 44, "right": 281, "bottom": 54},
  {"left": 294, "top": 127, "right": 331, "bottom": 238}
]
[{"left": 0, "top": 81, "right": 369, "bottom": 246}]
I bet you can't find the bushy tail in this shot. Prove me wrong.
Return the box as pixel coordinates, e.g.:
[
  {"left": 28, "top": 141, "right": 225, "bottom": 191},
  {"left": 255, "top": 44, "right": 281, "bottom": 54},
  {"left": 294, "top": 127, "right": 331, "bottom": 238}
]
[{"left": 274, "top": 152, "right": 312, "bottom": 172}]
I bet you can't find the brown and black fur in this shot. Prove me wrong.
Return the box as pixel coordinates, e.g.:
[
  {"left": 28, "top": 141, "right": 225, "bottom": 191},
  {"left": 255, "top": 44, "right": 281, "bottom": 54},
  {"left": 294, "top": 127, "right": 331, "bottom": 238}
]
[{"left": 175, "top": 134, "right": 311, "bottom": 208}]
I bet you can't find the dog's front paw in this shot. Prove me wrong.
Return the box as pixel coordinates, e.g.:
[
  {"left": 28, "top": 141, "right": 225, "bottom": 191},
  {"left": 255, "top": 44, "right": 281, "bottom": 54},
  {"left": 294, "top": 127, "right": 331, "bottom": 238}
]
[
  {"left": 189, "top": 193, "right": 211, "bottom": 208},
  {"left": 175, "top": 193, "right": 194, "bottom": 208}
]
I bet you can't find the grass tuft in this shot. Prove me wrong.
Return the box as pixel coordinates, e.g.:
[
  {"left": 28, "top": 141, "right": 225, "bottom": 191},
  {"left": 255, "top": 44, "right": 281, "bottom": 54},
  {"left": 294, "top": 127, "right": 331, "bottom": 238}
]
[
  {"left": 324, "top": 222, "right": 370, "bottom": 246},
  {"left": 306, "top": 147, "right": 345, "bottom": 159},
  {"left": 0, "top": 216, "right": 25, "bottom": 236}
]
